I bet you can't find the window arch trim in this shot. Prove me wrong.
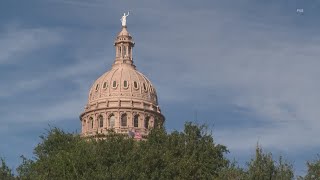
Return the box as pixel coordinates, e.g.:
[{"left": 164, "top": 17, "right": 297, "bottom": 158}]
[
  {"left": 143, "top": 83, "right": 147, "bottom": 92},
  {"left": 98, "top": 115, "right": 104, "bottom": 128},
  {"left": 103, "top": 81, "right": 108, "bottom": 89},
  {"left": 144, "top": 116, "right": 150, "bottom": 129},
  {"left": 112, "top": 81, "right": 117, "bottom": 89},
  {"left": 89, "top": 117, "right": 94, "bottom": 129},
  {"left": 121, "top": 113, "right": 127, "bottom": 127},
  {"left": 133, "top": 81, "right": 139, "bottom": 90},
  {"left": 108, "top": 114, "right": 115, "bottom": 128},
  {"left": 134, "top": 115, "right": 139, "bottom": 128},
  {"left": 123, "top": 80, "right": 128, "bottom": 89}
]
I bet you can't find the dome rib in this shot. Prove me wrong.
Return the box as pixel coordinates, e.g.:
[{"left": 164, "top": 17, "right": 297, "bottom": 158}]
[
  {"left": 109, "top": 68, "right": 119, "bottom": 93},
  {"left": 128, "top": 66, "right": 133, "bottom": 94}
]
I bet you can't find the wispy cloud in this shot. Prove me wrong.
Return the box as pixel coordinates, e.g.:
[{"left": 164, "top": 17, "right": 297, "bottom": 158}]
[
  {"left": 0, "top": 25, "right": 62, "bottom": 64},
  {"left": 1, "top": 0, "right": 318, "bottom": 152},
  {"left": 125, "top": 2, "right": 320, "bottom": 152},
  {"left": 1, "top": 0, "right": 320, "bottom": 175}
]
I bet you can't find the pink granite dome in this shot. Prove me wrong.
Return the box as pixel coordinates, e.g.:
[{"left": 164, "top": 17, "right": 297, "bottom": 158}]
[
  {"left": 88, "top": 64, "right": 158, "bottom": 106},
  {"left": 80, "top": 25, "right": 164, "bottom": 138}
]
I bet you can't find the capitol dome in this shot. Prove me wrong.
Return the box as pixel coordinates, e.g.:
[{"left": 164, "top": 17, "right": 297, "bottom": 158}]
[
  {"left": 88, "top": 64, "right": 158, "bottom": 107},
  {"left": 80, "top": 22, "right": 165, "bottom": 138}
]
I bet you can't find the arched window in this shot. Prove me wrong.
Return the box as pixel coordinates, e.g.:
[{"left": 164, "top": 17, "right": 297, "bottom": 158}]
[
  {"left": 144, "top": 117, "right": 150, "bottom": 128},
  {"left": 113, "top": 81, "right": 117, "bottom": 88},
  {"left": 121, "top": 114, "right": 127, "bottom": 127},
  {"left": 143, "top": 83, "right": 147, "bottom": 91},
  {"left": 134, "top": 115, "right": 139, "bottom": 127},
  {"left": 123, "top": 80, "right": 128, "bottom": 88},
  {"left": 98, "top": 115, "right": 103, "bottom": 128},
  {"left": 89, "top": 117, "right": 93, "bottom": 129},
  {"left": 122, "top": 45, "right": 126, "bottom": 57},
  {"left": 109, "top": 115, "right": 115, "bottom": 128},
  {"left": 133, "top": 81, "right": 138, "bottom": 89},
  {"left": 95, "top": 84, "right": 99, "bottom": 91},
  {"left": 103, "top": 82, "right": 107, "bottom": 89}
]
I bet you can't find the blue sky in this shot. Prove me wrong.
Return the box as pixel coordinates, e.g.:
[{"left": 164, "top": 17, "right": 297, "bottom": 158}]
[{"left": 0, "top": 0, "right": 320, "bottom": 176}]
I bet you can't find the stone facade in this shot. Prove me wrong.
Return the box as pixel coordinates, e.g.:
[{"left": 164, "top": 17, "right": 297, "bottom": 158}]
[{"left": 80, "top": 25, "right": 165, "bottom": 137}]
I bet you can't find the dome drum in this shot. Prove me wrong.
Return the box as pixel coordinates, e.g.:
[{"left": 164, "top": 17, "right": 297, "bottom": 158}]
[{"left": 80, "top": 109, "right": 164, "bottom": 137}]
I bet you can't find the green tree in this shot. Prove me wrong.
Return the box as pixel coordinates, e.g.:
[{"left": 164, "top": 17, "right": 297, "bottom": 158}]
[
  {"left": 0, "top": 158, "right": 15, "bottom": 180},
  {"left": 216, "top": 160, "right": 247, "bottom": 180},
  {"left": 137, "top": 123, "right": 229, "bottom": 179},
  {"left": 303, "top": 155, "right": 320, "bottom": 180},
  {"left": 246, "top": 145, "right": 294, "bottom": 180},
  {"left": 16, "top": 155, "right": 34, "bottom": 180},
  {"left": 17, "top": 122, "right": 229, "bottom": 180}
]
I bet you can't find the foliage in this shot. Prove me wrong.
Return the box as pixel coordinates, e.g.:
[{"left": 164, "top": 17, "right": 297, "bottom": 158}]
[
  {"left": 216, "top": 160, "right": 247, "bottom": 180},
  {"left": 303, "top": 155, "right": 320, "bottom": 180},
  {"left": 16, "top": 155, "right": 33, "bottom": 180},
  {"left": 216, "top": 146, "right": 294, "bottom": 180},
  {"left": 16, "top": 122, "right": 229, "bottom": 180},
  {"left": 246, "top": 145, "right": 294, "bottom": 180},
  {"left": 0, "top": 158, "right": 15, "bottom": 180},
  {"left": 0, "top": 122, "right": 318, "bottom": 179}
]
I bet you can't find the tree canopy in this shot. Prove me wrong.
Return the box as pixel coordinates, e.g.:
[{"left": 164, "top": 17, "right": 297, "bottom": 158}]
[
  {"left": 303, "top": 156, "right": 320, "bottom": 180},
  {"left": 16, "top": 122, "right": 229, "bottom": 180},
  {"left": 0, "top": 158, "right": 15, "bottom": 180},
  {"left": 0, "top": 122, "right": 318, "bottom": 179}
]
